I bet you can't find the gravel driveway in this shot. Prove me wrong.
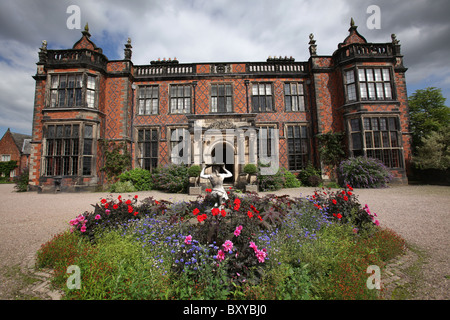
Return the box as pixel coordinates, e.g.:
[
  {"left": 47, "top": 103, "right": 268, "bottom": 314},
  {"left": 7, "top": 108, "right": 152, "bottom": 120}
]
[{"left": 0, "top": 184, "right": 448, "bottom": 299}]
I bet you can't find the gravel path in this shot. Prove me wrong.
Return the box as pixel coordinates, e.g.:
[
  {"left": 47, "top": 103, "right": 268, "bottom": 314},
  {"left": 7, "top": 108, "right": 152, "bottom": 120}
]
[{"left": 0, "top": 184, "right": 448, "bottom": 299}]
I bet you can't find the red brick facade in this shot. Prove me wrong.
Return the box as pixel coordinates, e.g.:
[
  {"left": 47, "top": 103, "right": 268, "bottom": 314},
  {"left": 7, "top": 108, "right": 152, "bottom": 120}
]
[
  {"left": 0, "top": 129, "right": 31, "bottom": 179},
  {"left": 29, "top": 22, "right": 411, "bottom": 192}
]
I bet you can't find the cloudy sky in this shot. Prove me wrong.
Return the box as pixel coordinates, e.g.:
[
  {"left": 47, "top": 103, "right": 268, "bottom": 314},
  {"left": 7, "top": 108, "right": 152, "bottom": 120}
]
[{"left": 0, "top": 0, "right": 449, "bottom": 137}]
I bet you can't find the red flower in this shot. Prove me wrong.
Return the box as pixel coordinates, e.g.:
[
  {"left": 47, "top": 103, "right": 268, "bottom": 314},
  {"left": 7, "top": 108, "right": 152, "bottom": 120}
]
[
  {"left": 205, "top": 188, "right": 212, "bottom": 193},
  {"left": 220, "top": 209, "right": 227, "bottom": 217},
  {"left": 155, "top": 200, "right": 159, "bottom": 205},
  {"left": 197, "top": 214, "right": 207, "bottom": 222},
  {"left": 332, "top": 199, "right": 337, "bottom": 205},
  {"left": 337, "top": 213, "right": 342, "bottom": 219},
  {"left": 105, "top": 203, "right": 109, "bottom": 209},
  {"left": 343, "top": 196, "right": 348, "bottom": 201},
  {"left": 113, "top": 204, "right": 119, "bottom": 210},
  {"left": 101, "top": 199, "right": 107, "bottom": 204},
  {"left": 247, "top": 211, "right": 254, "bottom": 218},
  {"left": 211, "top": 208, "right": 220, "bottom": 216},
  {"left": 126, "top": 199, "right": 132, "bottom": 205},
  {"left": 341, "top": 190, "right": 346, "bottom": 195},
  {"left": 346, "top": 184, "right": 353, "bottom": 191},
  {"left": 134, "top": 195, "right": 138, "bottom": 199},
  {"left": 193, "top": 208, "right": 200, "bottom": 216},
  {"left": 347, "top": 191, "right": 352, "bottom": 196},
  {"left": 128, "top": 205, "right": 133, "bottom": 213},
  {"left": 257, "top": 215, "right": 263, "bottom": 221},
  {"left": 133, "top": 211, "right": 139, "bottom": 216}
]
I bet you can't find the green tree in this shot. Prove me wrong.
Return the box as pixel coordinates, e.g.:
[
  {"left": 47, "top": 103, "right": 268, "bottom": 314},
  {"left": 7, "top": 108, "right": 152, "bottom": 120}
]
[
  {"left": 413, "top": 126, "right": 450, "bottom": 170},
  {"left": 408, "top": 87, "right": 450, "bottom": 153},
  {"left": 317, "top": 132, "right": 346, "bottom": 181}
]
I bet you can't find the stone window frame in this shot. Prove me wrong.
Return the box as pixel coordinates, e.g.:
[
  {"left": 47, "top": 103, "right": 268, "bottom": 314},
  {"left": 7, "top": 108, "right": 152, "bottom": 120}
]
[
  {"left": 169, "top": 84, "right": 192, "bottom": 114},
  {"left": 210, "top": 83, "right": 233, "bottom": 113},
  {"left": 284, "top": 82, "right": 306, "bottom": 112},
  {"left": 136, "top": 127, "right": 159, "bottom": 172},
  {"left": 344, "top": 67, "right": 394, "bottom": 103},
  {"left": 42, "top": 122, "right": 97, "bottom": 177},
  {"left": 348, "top": 115, "right": 404, "bottom": 169},
  {"left": 251, "top": 82, "right": 274, "bottom": 113},
  {"left": 285, "top": 124, "right": 309, "bottom": 171},
  {"left": 137, "top": 85, "right": 160, "bottom": 115},
  {"left": 48, "top": 72, "right": 99, "bottom": 109}
]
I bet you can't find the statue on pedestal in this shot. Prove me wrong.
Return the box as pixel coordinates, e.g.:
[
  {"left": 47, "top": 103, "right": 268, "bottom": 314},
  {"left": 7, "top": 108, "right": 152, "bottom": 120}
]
[{"left": 200, "top": 164, "right": 232, "bottom": 208}]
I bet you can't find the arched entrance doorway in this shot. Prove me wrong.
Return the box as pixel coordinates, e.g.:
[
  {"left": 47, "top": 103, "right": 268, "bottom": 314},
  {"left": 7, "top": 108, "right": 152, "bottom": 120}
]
[{"left": 211, "top": 142, "right": 235, "bottom": 184}]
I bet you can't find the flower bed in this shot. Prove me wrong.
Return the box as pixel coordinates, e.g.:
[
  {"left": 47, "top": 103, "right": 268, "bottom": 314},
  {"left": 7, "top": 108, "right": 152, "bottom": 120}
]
[{"left": 36, "top": 186, "right": 406, "bottom": 300}]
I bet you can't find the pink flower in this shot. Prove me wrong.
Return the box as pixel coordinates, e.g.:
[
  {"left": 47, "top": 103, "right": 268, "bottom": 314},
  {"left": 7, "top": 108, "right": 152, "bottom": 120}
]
[
  {"left": 255, "top": 249, "right": 267, "bottom": 263},
  {"left": 234, "top": 225, "right": 243, "bottom": 237},
  {"left": 216, "top": 250, "right": 225, "bottom": 261},
  {"left": 185, "top": 235, "right": 192, "bottom": 245},
  {"left": 249, "top": 241, "right": 258, "bottom": 252},
  {"left": 69, "top": 219, "right": 78, "bottom": 226},
  {"left": 223, "top": 240, "right": 233, "bottom": 252},
  {"left": 80, "top": 224, "right": 87, "bottom": 233},
  {"left": 374, "top": 220, "right": 380, "bottom": 226},
  {"left": 95, "top": 214, "right": 101, "bottom": 220},
  {"left": 105, "top": 209, "right": 111, "bottom": 215}
]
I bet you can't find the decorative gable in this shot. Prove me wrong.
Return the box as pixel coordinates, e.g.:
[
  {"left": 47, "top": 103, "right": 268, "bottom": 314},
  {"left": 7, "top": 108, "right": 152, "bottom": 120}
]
[{"left": 338, "top": 18, "right": 367, "bottom": 49}]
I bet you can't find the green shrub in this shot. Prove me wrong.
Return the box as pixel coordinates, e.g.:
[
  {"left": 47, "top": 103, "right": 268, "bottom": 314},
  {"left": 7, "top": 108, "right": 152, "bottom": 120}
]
[
  {"left": 13, "top": 168, "right": 29, "bottom": 192},
  {"left": 257, "top": 167, "right": 285, "bottom": 191},
  {"left": 109, "top": 180, "right": 136, "bottom": 193},
  {"left": 243, "top": 164, "right": 258, "bottom": 175},
  {"left": 187, "top": 165, "right": 202, "bottom": 177},
  {"left": 282, "top": 168, "right": 301, "bottom": 188},
  {"left": 338, "top": 157, "right": 393, "bottom": 188},
  {"left": 119, "top": 168, "right": 152, "bottom": 191},
  {"left": 298, "top": 163, "right": 322, "bottom": 187},
  {"left": 152, "top": 163, "right": 189, "bottom": 193}
]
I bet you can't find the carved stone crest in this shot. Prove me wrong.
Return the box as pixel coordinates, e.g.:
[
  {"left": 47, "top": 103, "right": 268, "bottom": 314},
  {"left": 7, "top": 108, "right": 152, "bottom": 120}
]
[{"left": 207, "top": 120, "right": 236, "bottom": 130}]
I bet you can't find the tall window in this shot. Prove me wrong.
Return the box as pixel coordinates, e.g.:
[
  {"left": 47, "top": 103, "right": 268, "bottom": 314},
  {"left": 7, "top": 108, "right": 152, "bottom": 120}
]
[
  {"left": 170, "top": 128, "right": 190, "bottom": 164},
  {"left": 86, "top": 75, "right": 97, "bottom": 108},
  {"left": 252, "top": 83, "right": 273, "bottom": 112},
  {"left": 345, "top": 70, "right": 357, "bottom": 102},
  {"left": 287, "top": 125, "right": 308, "bottom": 171},
  {"left": 82, "top": 125, "right": 93, "bottom": 175},
  {"left": 257, "top": 126, "right": 276, "bottom": 158},
  {"left": 170, "top": 85, "right": 191, "bottom": 114},
  {"left": 137, "top": 128, "right": 158, "bottom": 171},
  {"left": 138, "top": 86, "right": 159, "bottom": 115},
  {"left": 44, "top": 124, "right": 80, "bottom": 176},
  {"left": 284, "top": 82, "right": 305, "bottom": 112},
  {"left": 211, "top": 84, "right": 232, "bottom": 113},
  {"left": 349, "top": 116, "right": 403, "bottom": 168}
]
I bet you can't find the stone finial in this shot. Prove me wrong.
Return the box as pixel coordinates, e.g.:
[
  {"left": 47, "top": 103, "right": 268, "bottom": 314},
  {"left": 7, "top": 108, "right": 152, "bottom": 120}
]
[
  {"left": 350, "top": 17, "right": 355, "bottom": 28},
  {"left": 82, "top": 22, "right": 91, "bottom": 38},
  {"left": 38, "top": 40, "right": 48, "bottom": 64},
  {"left": 124, "top": 37, "right": 132, "bottom": 60},
  {"left": 309, "top": 33, "right": 317, "bottom": 56},
  {"left": 391, "top": 33, "right": 400, "bottom": 45}
]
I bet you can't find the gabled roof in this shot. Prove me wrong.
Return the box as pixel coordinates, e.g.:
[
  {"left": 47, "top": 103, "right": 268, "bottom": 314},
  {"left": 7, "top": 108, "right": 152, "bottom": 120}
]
[{"left": 9, "top": 130, "right": 32, "bottom": 154}]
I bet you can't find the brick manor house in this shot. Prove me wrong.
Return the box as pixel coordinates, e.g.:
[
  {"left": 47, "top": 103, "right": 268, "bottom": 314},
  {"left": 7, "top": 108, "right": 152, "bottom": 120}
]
[{"left": 29, "top": 19, "right": 411, "bottom": 192}]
